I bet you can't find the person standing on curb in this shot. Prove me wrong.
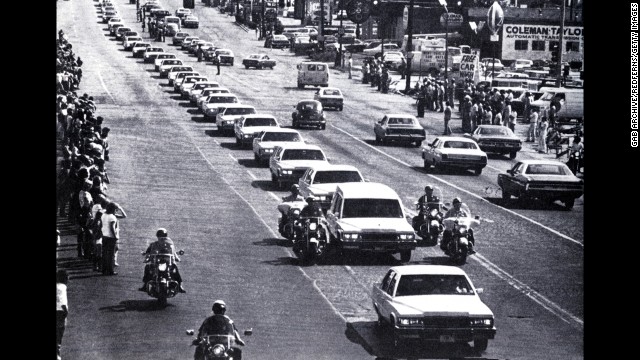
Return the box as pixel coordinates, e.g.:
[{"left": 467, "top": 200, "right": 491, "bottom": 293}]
[
  {"left": 101, "top": 202, "right": 126, "bottom": 275},
  {"left": 56, "top": 269, "right": 69, "bottom": 360},
  {"left": 537, "top": 116, "right": 549, "bottom": 154},
  {"left": 215, "top": 53, "right": 221, "bottom": 75},
  {"left": 443, "top": 101, "right": 452, "bottom": 135},
  {"left": 348, "top": 54, "right": 352, "bottom": 79},
  {"left": 526, "top": 109, "right": 539, "bottom": 142},
  {"left": 508, "top": 109, "right": 517, "bottom": 132}
]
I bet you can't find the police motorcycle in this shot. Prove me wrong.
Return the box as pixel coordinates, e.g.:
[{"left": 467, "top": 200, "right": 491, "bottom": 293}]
[
  {"left": 566, "top": 147, "right": 583, "bottom": 175},
  {"left": 412, "top": 187, "right": 445, "bottom": 247},
  {"left": 441, "top": 203, "right": 480, "bottom": 265},
  {"left": 140, "top": 250, "right": 185, "bottom": 306},
  {"left": 186, "top": 328, "right": 252, "bottom": 360},
  {"left": 277, "top": 199, "right": 306, "bottom": 241},
  {"left": 293, "top": 216, "right": 328, "bottom": 265}
]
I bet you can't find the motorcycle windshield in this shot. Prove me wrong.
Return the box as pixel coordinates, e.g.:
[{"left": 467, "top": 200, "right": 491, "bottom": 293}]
[
  {"left": 443, "top": 203, "right": 473, "bottom": 229},
  {"left": 205, "top": 335, "right": 233, "bottom": 348}
]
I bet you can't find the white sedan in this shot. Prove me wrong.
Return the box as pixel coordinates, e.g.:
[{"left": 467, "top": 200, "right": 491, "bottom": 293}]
[
  {"left": 421, "top": 136, "right": 488, "bottom": 175},
  {"left": 371, "top": 265, "right": 496, "bottom": 351}
]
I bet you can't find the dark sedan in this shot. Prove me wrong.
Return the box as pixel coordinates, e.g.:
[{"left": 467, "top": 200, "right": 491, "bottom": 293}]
[{"left": 465, "top": 125, "right": 522, "bottom": 159}]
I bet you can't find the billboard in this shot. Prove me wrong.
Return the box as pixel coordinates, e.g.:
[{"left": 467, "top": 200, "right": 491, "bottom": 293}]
[{"left": 501, "top": 24, "right": 584, "bottom": 61}]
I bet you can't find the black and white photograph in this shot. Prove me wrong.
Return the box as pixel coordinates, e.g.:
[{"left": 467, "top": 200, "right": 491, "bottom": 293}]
[{"left": 55, "top": 0, "right": 587, "bottom": 359}]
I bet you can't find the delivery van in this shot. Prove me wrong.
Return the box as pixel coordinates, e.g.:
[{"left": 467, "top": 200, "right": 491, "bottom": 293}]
[
  {"left": 530, "top": 87, "right": 584, "bottom": 123},
  {"left": 297, "top": 62, "right": 329, "bottom": 88}
]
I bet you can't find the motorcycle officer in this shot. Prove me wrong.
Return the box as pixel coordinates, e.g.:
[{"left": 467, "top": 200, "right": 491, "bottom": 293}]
[
  {"left": 194, "top": 300, "right": 245, "bottom": 360},
  {"left": 277, "top": 184, "right": 305, "bottom": 233},
  {"left": 299, "top": 196, "right": 324, "bottom": 218},
  {"left": 412, "top": 185, "right": 438, "bottom": 231},
  {"left": 566, "top": 135, "right": 584, "bottom": 174},
  {"left": 441, "top": 198, "right": 476, "bottom": 255},
  {"left": 139, "top": 228, "right": 186, "bottom": 293}
]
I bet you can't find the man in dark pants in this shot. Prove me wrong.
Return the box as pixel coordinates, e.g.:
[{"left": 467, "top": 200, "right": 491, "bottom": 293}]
[
  {"left": 214, "top": 53, "right": 221, "bottom": 75},
  {"left": 56, "top": 269, "right": 69, "bottom": 360}
]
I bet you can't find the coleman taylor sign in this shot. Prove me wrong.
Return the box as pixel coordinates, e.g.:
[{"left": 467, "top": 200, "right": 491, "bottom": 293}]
[
  {"left": 502, "top": 24, "right": 584, "bottom": 61},
  {"left": 503, "top": 25, "right": 584, "bottom": 41}
]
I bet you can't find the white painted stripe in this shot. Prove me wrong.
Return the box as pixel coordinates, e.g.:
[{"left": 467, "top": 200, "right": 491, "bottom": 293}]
[
  {"left": 246, "top": 170, "right": 257, "bottom": 180},
  {"left": 227, "top": 153, "right": 237, "bottom": 161},
  {"left": 97, "top": 71, "right": 117, "bottom": 104},
  {"left": 329, "top": 124, "right": 582, "bottom": 247}
]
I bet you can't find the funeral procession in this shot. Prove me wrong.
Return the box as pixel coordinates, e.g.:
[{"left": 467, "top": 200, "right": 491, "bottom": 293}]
[{"left": 56, "top": 0, "right": 583, "bottom": 359}]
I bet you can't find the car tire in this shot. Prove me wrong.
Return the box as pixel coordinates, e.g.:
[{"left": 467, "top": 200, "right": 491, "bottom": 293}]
[
  {"left": 474, "top": 338, "right": 489, "bottom": 352},
  {"left": 338, "top": 105, "right": 343, "bottom": 111},
  {"left": 320, "top": 124, "right": 326, "bottom": 130},
  {"left": 510, "top": 151, "right": 517, "bottom": 159},
  {"left": 375, "top": 135, "right": 382, "bottom": 144},
  {"left": 474, "top": 168, "right": 483, "bottom": 176},
  {"left": 501, "top": 188, "right": 510, "bottom": 200},
  {"left": 257, "top": 65, "right": 263, "bottom": 70},
  {"left": 399, "top": 250, "right": 411, "bottom": 263},
  {"left": 245, "top": 65, "right": 249, "bottom": 69},
  {"left": 230, "top": 61, "right": 234, "bottom": 66},
  {"left": 414, "top": 141, "right": 421, "bottom": 148},
  {"left": 564, "top": 198, "right": 575, "bottom": 210},
  {"left": 423, "top": 159, "right": 431, "bottom": 172}
]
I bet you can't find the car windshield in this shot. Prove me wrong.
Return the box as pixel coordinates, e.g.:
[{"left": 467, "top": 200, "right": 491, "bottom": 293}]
[
  {"left": 442, "top": 141, "right": 478, "bottom": 149},
  {"left": 223, "top": 108, "right": 255, "bottom": 116},
  {"left": 249, "top": 55, "right": 260, "bottom": 59},
  {"left": 479, "top": 127, "right": 510, "bottom": 136},
  {"left": 204, "top": 89, "right": 227, "bottom": 95},
  {"left": 217, "top": 50, "right": 231, "bottom": 55},
  {"left": 313, "top": 171, "right": 362, "bottom": 184},
  {"left": 539, "top": 92, "right": 556, "bottom": 101},
  {"left": 244, "top": 117, "right": 276, "bottom": 126},
  {"left": 342, "top": 199, "right": 403, "bottom": 218},
  {"left": 209, "top": 97, "right": 237, "bottom": 103},
  {"left": 524, "top": 164, "right": 571, "bottom": 175},
  {"left": 387, "top": 117, "right": 416, "bottom": 125},
  {"left": 281, "top": 149, "right": 325, "bottom": 161},
  {"left": 262, "top": 132, "right": 301, "bottom": 142},
  {"left": 395, "top": 275, "right": 474, "bottom": 296}
]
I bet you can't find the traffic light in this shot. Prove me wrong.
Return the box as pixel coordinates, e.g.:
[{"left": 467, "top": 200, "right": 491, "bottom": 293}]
[{"left": 371, "top": 0, "right": 381, "bottom": 17}]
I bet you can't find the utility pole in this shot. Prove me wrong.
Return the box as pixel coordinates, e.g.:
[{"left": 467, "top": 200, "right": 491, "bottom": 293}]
[
  {"left": 555, "top": 0, "right": 566, "bottom": 87},
  {"left": 404, "top": 0, "right": 414, "bottom": 93}
]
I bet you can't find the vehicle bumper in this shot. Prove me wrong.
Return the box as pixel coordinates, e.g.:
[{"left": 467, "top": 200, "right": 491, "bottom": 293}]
[
  {"left": 394, "top": 326, "right": 496, "bottom": 342},
  {"left": 522, "top": 189, "right": 583, "bottom": 200},
  {"left": 319, "top": 100, "right": 343, "bottom": 108},
  {"left": 295, "top": 119, "right": 326, "bottom": 126},
  {"left": 437, "top": 159, "right": 487, "bottom": 168},
  {"left": 340, "top": 241, "right": 417, "bottom": 252},
  {"left": 383, "top": 134, "right": 426, "bottom": 142},
  {"left": 219, "top": 57, "right": 234, "bottom": 64},
  {"left": 479, "top": 144, "right": 522, "bottom": 153}
]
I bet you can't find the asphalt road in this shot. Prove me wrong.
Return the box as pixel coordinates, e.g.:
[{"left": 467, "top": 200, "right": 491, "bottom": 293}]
[{"left": 57, "top": 1, "right": 583, "bottom": 359}]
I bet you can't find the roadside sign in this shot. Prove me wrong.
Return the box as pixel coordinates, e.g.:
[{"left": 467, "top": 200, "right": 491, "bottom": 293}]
[
  {"left": 486, "top": 1, "right": 504, "bottom": 35},
  {"left": 440, "top": 13, "right": 463, "bottom": 28}
]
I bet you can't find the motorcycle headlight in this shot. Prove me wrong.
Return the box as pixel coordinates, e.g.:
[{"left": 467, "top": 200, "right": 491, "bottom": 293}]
[
  {"left": 470, "top": 318, "right": 493, "bottom": 327},
  {"left": 157, "top": 263, "right": 167, "bottom": 271},
  {"left": 398, "top": 317, "right": 422, "bottom": 326},
  {"left": 309, "top": 223, "right": 317, "bottom": 231},
  {"left": 317, "top": 196, "right": 326, "bottom": 201},
  {"left": 430, "top": 220, "right": 439, "bottom": 227},
  {"left": 430, "top": 209, "right": 438, "bottom": 217},
  {"left": 459, "top": 228, "right": 467, "bottom": 235},
  {"left": 212, "top": 344, "right": 225, "bottom": 356},
  {"left": 292, "top": 209, "right": 301, "bottom": 218},
  {"left": 264, "top": 148, "right": 273, "bottom": 153}
]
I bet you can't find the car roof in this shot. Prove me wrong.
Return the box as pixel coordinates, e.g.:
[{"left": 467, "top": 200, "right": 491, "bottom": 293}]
[
  {"left": 298, "top": 99, "right": 322, "bottom": 104},
  {"left": 388, "top": 265, "right": 468, "bottom": 276},
  {"left": 336, "top": 182, "right": 400, "bottom": 199},
  {"left": 437, "top": 136, "right": 476, "bottom": 142},
  {"left": 320, "top": 87, "right": 341, "bottom": 92},
  {"left": 516, "top": 159, "right": 571, "bottom": 166},
  {"left": 384, "top": 113, "right": 417, "bottom": 119},
  {"left": 259, "top": 128, "right": 300, "bottom": 134},
  {"left": 306, "top": 163, "right": 360, "bottom": 172}
]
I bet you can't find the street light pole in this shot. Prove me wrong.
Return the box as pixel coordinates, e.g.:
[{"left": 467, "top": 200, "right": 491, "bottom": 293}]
[
  {"left": 404, "top": 0, "right": 414, "bottom": 93},
  {"left": 261, "top": 0, "right": 266, "bottom": 40},
  {"left": 442, "top": 1, "right": 449, "bottom": 98},
  {"left": 555, "top": 0, "right": 566, "bottom": 87}
]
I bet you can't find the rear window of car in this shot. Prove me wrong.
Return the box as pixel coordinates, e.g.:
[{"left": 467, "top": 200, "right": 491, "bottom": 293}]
[
  {"left": 479, "top": 127, "right": 510, "bottom": 135},
  {"left": 524, "top": 164, "right": 571, "bottom": 175},
  {"left": 262, "top": 132, "right": 301, "bottom": 142},
  {"left": 224, "top": 108, "right": 256, "bottom": 116},
  {"left": 313, "top": 171, "right": 362, "bottom": 184},
  {"left": 298, "top": 102, "right": 320, "bottom": 110},
  {"left": 442, "top": 141, "right": 478, "bottom": 149},
  {"left": 342, "top": 199, "right": 403, "bottom": 218},
  {"left": 281, "top": 149, "right": 325, "bottom": 161},
  {"left": 388, "top": 117, "right": 415, "bottom": 125},
  {"left": 322, "top": 90, "right": 341, "bottom": 96},
  {"left": 244, "top": 117, "right": 276, "bottom": 126}
]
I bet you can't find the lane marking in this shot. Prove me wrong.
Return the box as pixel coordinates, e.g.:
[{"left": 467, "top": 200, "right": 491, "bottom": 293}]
[
  {"left": 227, "top": 153, "right": 237, "bottom": 161},
  {"left": 97, "top": 71, "right": 117, "bottom": 104},
  {"left": 329, "top": 124, "right": 582, "bottom": 247},
  {"left": 473, "top": 253, "right": 583, "bottom": 330},
  {"left": 246, "top": 170, "right": 257, "bottom": 180}
]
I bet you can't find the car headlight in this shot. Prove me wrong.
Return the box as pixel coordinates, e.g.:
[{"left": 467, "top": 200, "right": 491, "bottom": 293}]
[
  {"left": 281, "top": 170, "right": 292, "bottom": 175},
  {"left": 243, "top": 134, "right": 251, "bottom": 138},
  {"left": 469, "top": 318, "right": 493, "bottom": 327},
  {"left": 398, "top": 317, "right": 423, "bottom": 326},
  {"left": 342, "top": 233, "right": 360, "bottom": 241},
  {"left": 263, "top": 148, "right": 273, "bottom": 153},
  {"left": 317, "top": 196, "right": 326, "bottom": 201},
  {"left": 398, "top": 233, "right": 415, "bottom": 240},
  {"left": 225, "top": 120, "right": 233, "bottom": 125}
]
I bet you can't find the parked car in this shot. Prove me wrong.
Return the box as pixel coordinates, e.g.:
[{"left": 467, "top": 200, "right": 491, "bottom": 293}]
[
  {"left": 153, "top": 54, "right": 177, "bottom": 70},
  {"left": 215, "top": 106, "right": 259, "bottom": 135},
  {"left": 175, "top": 7, "right": 192, "bottom": 19},
  {"left": 497, "top": 160, "right": 583, "bottom": 209},
  {"left": 374, "top": 114, "right": 426, "bottom": 147},
  {"left": 481, "top": 58, "right": 505, "bottom": 72},
  {"left": 179, "top": 76, "right": 209, "bottom": 98},
  {"left": 363, "top": 43, "right": 400, "bottom": 57},
  {"left": 292, "top": 100, "right": 326, "bottom": 130},
  {"left": 213, "top": 49, "right": 235, "bottom": 66},
  {"left": 269, "top": 144, "right": 329, "bottom": 189},
  {"left": 344, "top": 39, "right": 367, "bottom": 53},
  {"left": 196, "top": 88, "right": 231, "bottom": 109},
  {"left": 421, "top": 136, "right": 488, "bottom": 175},
  {"left": 172, "top": 71, "right": 200, "bottom": 91},
  {"left": 465, "top": 125, "right": 522, "bottom": 159},
  {"left": 313, "top": 87, "right": 343, "bottom": 111},
  {"left": 252, "top": 128, "right": 305, "bottom": 165},
  {"left": 165, "top": 23, "right": 180, "bottom": 37},
  {"left": 172, "top": 32, "right": 190, "bottom": 46},
  {"left": 297, "top": 164, "right": 365, "bottom": 211},
  {"left": 183, "top": 15, "right": 199, "bottom": 28},
  {"left": 242, "top": 54, "right": 276, "bottom": 70},
  {"left": 234, "top": 114, "right": 280, "bottom": 147},
  {"left": 371, "top": 265, "right": 496, "bottom": 350},
  {"left": 180, "top": 36, "right": 199, "bottom": 50},
  {"left": 266, "top": 34, "right": 290, "bottom": 49},
  {"left": 382, "top": 52, "right": 406, "bottom": 71},
  {"left": 143, "top": 48, "right": 165, "bottom": 63},
  {"left": 115, "top": 27, "right": 133, "bottom": 40}
]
